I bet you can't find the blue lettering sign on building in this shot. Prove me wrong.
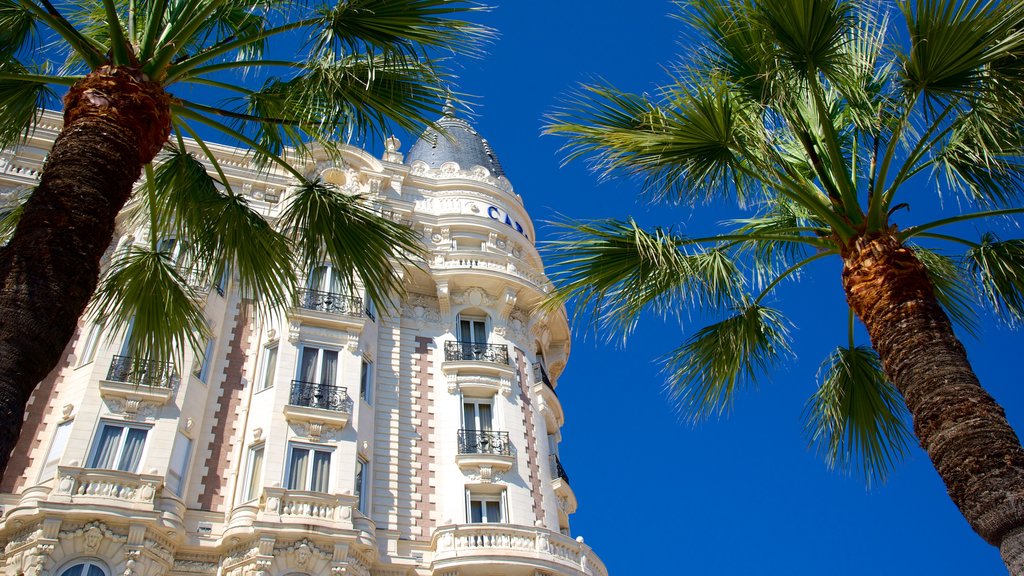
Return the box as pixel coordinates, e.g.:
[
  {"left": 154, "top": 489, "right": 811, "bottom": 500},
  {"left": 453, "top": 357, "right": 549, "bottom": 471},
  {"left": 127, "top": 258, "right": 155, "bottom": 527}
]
[{"left": 487, "top": 205, "right": 527, "bottom": 239}]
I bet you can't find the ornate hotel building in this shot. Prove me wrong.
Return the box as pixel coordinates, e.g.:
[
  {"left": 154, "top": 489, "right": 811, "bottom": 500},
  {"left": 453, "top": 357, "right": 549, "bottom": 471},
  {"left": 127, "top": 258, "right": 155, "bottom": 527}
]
[{"left": 0, "top": 110, "right": 607, "bottom": 576}]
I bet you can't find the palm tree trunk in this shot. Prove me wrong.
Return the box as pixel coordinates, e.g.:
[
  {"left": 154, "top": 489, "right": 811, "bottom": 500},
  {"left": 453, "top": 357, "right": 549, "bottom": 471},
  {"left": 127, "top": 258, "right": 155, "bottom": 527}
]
[
  {"left": 0, "top": 66, "right": 169, "bottom": 475},
  {"left": 842, "top": 231, "right": 1024, "bottom": 574}
]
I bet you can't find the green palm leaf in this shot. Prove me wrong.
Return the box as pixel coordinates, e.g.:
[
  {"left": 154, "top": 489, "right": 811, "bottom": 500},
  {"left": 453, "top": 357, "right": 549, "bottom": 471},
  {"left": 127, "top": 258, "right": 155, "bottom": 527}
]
[
  {"left": 90, "top": 246, "right": 208, "bottom": 369},
  {"left": 804, "top": 345, "right": 912, "bottom": 484},
  {"left": 965, "top": 233, "right": 1024, "bottom": 323},
  {"left": 663, "top": 303, "right": 792, "bottom": 422},
  {"left": 544, "top": 218, "right": 741, "bottom": 336},
  {"left": 279, "top": 179, "right": 422, "bottom": 311},
  {"left": 911, "top": 245, "right": 980, "bottom": 335}
]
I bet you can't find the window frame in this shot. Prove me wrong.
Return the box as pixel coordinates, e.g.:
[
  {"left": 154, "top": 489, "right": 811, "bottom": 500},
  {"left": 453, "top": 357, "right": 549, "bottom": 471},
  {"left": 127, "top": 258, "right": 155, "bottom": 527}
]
[
  {"left": 466, "top": 490, "right": 506, "bottom": 524},
  {"left": 165, "top": 431, "right": 193, "bottom": 497},
  {"left": 462, "top": 397, "right": 495, "bottom": 431},
  {"left": 193, "top": 338, "right": 216, "bottom": 383},
  {"left": 78, "top": 321, "right": 104, "bottom": 367},
  {"left": 87, "top": 421, "right": 151, "bottom": 473},
  {"left": 38, "top": 419, "right": 74, "bottom": 481},
  {"left": 242, "top": 444, "right": 265, "bottom": 502},
  {"left": 58, "top": 560, "right": 109, "bottom": 576},
  {"left": 359, "top": 357, "right": 373, "bottom": 404},
  {"left": 458, "top": 314, "right": 488, "bottom": 345},
  {"left": 284, "top": 443, "right": 333, "bottom": 493},
  {"left": 295, "top": 345, "right": 341, "bottom": 387},
  {"left": 258, "top": 344, "right": 278, "bottom": 392},
  {"left": 355, "top": 457, "right": 369, "bottom": 514}
]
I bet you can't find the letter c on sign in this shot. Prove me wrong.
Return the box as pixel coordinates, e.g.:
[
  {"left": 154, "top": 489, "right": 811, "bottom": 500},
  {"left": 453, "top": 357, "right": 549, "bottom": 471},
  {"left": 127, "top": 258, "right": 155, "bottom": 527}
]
[{"left": 487, "top": 206, "right": 501, "bottom": 219}]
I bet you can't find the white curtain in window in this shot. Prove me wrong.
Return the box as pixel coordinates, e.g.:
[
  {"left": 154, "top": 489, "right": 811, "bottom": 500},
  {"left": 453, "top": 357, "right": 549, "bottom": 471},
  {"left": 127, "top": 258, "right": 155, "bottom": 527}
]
[
  {"left": 288, "top": 448, "right": 309, "bottom": 490},
  {"left": 311, "top": 451, "right": 330, "bottom": 492},
  {"left": 320, "top": 350, "right": 337, "bottom": 387},
  {"left": 89, "top": 425, "right": 122, "bottom": 469},
  {"left": 299, "top": 348, "right": 319, "bottom": 383},
  {"left": 116, "top": 428, "right": 147, "bottom": 472}
]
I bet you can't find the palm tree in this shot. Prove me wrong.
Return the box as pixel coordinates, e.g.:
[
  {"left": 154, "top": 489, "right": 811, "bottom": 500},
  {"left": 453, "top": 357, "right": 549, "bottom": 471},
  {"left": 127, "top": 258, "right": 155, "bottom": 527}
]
[
  {"left": 0, "top": 0, "right": 489, "bottom": 475},
  {"left": 544, "top": 0, "right": 1024, "bottom": 571}
]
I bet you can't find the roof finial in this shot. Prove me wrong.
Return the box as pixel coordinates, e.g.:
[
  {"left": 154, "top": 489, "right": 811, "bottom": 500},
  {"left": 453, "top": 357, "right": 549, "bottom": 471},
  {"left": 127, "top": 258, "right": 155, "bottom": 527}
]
[{"left": 442, "top": 89, "right": 456, "bottom": 117}]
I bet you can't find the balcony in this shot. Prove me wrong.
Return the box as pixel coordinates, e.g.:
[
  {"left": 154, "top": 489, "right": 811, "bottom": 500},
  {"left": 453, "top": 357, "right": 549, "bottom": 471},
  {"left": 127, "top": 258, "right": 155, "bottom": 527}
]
[
  {"left": 98, "top": 356, "right": 177, "bottom": 409},
  {"left": 430, "top": 524, "right": 607, "bottom": 576},
  {"left": 283, "top": 380, "right": 352, "bottom": 429},
  {"left": 533, "top": 370, "right": 564, "bottom": 433},
  {"left": 442, "top": 341, "right": 514, "bottom": 383},
  {"left": 46, "top": 466, "right": 165, "bottom": 515},
  {"left": 257, "top": 487, "right": 356, "bottom": 530},
  {"left": 551, "top": 456, "right": 577, "bottom": 515},
  {"left": 456, "top": 429, "right": 514, "bottom": 475},
  {"left": 288, "top": 288, "right": 366, "bottom": 331}
]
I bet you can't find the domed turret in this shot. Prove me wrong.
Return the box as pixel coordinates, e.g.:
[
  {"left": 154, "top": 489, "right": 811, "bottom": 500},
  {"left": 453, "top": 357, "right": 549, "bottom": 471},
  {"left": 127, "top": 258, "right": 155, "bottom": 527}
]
[{"left": 405, "top": 103, "right": 506, "bottom": 177}]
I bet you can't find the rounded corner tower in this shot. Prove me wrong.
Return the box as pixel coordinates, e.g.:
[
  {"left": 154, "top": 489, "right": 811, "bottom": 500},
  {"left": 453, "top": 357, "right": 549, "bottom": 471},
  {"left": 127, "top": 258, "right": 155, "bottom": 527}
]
[{"left": 0, "top": 109, "right": 606, "bottom": 576}]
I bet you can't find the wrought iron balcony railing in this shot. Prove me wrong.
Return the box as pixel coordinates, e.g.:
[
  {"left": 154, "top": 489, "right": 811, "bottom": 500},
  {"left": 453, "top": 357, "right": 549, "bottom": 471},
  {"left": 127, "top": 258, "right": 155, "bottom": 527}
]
[
  {"left": 295, "top": 288, "right": 363, "bottom": 317},
  {"left": 106, "top": 355, "right": 176, "bottom": 388},
  {"left": 289, "top": 380, "right": 353, "bottom": 413},
  {"left": 445, "top": 341, "right": 509, "bottom": 365},
  {"left": 551, "top": 455, "right": 570, "bottom": 485},
  {"left": 458, "top": 429, "right": 511, "bottom": 456}
]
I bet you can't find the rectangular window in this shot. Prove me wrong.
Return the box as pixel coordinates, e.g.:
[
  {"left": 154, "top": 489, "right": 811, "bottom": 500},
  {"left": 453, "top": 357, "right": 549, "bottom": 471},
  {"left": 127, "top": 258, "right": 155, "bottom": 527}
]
[
  {"left": 467, "top": 492, "right": 504, "bottom": 523},
  {"left": 463, "top": 398, "right": 493, "bottom": 431},
  {"left": 193, "top": 338, "right": 216, "bottom": 382},
  {"left": 459, "top": 317, "right": 487, "bottom": 344},
  {"left": 88, "top": 423, "right": 149, "bottom": 472},
  {"left": 297, "top": 346, "right": 339, "bottom": 386},
  {"left": 359, "top": 358, "right": 373, "bottom": 404},
  {"left": 259, "top": 345, "right": 278, "bottom": 391},
  {"left": 243, "top": 445, "right": 264, "bottom": 501},
  {"left": 165, "top": 432, "right": 193, "bottom": 496},
  {"left": 78, "top": 322, "right": 103, "bottom": 367},
  {"left": 38, "top": 420, "right": 73, "bottom": 481},
  {"left": 285, "top": 445, "right": 331, "bottom": 492},
  {"left": 355, "top": 458, "right": 368, "bottom": 514}
]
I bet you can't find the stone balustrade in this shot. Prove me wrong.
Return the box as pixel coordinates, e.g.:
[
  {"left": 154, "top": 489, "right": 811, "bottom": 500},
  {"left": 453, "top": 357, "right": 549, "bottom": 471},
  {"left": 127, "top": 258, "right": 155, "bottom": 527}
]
[
  {"left": 47, "top": 466, "right": 164, "bottom": 512},
  {"left": 431, "top": 524, "right": 607, "bottom": 576},
  {"left": 259, "top": 487, "right": 355, "bottom": 529}
]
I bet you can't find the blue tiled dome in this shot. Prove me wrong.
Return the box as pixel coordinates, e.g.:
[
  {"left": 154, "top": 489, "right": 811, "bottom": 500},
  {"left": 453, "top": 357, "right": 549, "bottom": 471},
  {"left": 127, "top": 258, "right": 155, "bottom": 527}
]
[{"left": 405, "top": 105, "right": 506, "bottom": 178}]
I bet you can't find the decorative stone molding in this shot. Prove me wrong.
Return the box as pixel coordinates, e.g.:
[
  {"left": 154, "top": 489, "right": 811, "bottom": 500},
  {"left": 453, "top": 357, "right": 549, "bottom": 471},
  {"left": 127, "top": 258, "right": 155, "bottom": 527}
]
[
  {"left": 451, "top": 286, "right": 495, "bottom": 308},
  {"left": 436, "top": 281, "right": 450, "bottom": 316}
]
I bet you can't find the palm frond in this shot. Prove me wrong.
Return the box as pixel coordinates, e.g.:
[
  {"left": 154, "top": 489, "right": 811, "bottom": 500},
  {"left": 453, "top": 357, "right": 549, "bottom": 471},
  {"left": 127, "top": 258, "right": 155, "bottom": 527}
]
[
  {"left": 90, "top": 246, "right": 208, "bottom": 369},
  {"left": 546, "top": 77, "right": 759, "bottom": 205},
  {"left": 965, "top": 233, "right": 1024, "bottom": 323},
  {"left": 756, "top": 0, "right": 856, "bottom": 78},
  {"left": 933, "top": 107, "right": 1024, "bottom": 207},
  {"left": 544, "top": 218, "right": 742, "bottom": 336},
  {"left": 0, "top": 186, "right": 30, "bottom": 244},
  {"left": 0, "top": 0, "right": 38, "bottom": 55},
  {"left": 804, "top": 344, "right": 912, "bottom": 484},
  {"left": 730, "top": 198, "right": 825, "bottom": 281},
  {"left": 192, "top": 191, "right": 296, "bottom": 314},
  {"left": 911, "top": 244, "right": 979, "bottom": 335},
  {"left": 0, "top": 58, "right": 57, "bottom": 149},
  {"left": 899, "top": 0, "right": 1024, "bottom": 101},
  {"left": 313, "top": 0, "right": 492, "bottom": 60},
  {"left": 663, "top": 303, "right": 792, "bottom": 422},
  {"left": 279, "top": 178, "right": 422, "bottom": 312}
]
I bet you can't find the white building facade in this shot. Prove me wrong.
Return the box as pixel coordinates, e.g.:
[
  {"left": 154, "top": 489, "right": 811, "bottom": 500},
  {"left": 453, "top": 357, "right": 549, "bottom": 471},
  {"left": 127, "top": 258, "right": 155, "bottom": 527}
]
[{"left": 0, "top": 110, "right": 606, "bottom": 576}]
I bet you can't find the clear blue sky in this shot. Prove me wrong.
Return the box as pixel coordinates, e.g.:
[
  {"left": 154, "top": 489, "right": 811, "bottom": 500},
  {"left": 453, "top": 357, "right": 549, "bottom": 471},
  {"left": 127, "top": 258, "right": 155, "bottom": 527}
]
[{"left": 403, "top": 2, "right": 1021, "bottom": 574}]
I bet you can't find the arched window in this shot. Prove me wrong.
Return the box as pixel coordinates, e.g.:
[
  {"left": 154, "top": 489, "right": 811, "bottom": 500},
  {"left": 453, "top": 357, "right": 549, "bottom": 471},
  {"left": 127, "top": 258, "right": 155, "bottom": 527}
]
[{"left": 59, "top": 561, "right": 107, "bottom": 576}]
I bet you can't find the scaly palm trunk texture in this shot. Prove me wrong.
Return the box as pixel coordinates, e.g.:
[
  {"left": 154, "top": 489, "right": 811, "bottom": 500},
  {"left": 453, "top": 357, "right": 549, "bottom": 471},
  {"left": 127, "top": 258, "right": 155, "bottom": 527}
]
[
  {"left": 842, "top": 232, "right": 1024, "bottom": 574},
  {"left": 0, "top": 66, "right": 169, "bottom": 475}
]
